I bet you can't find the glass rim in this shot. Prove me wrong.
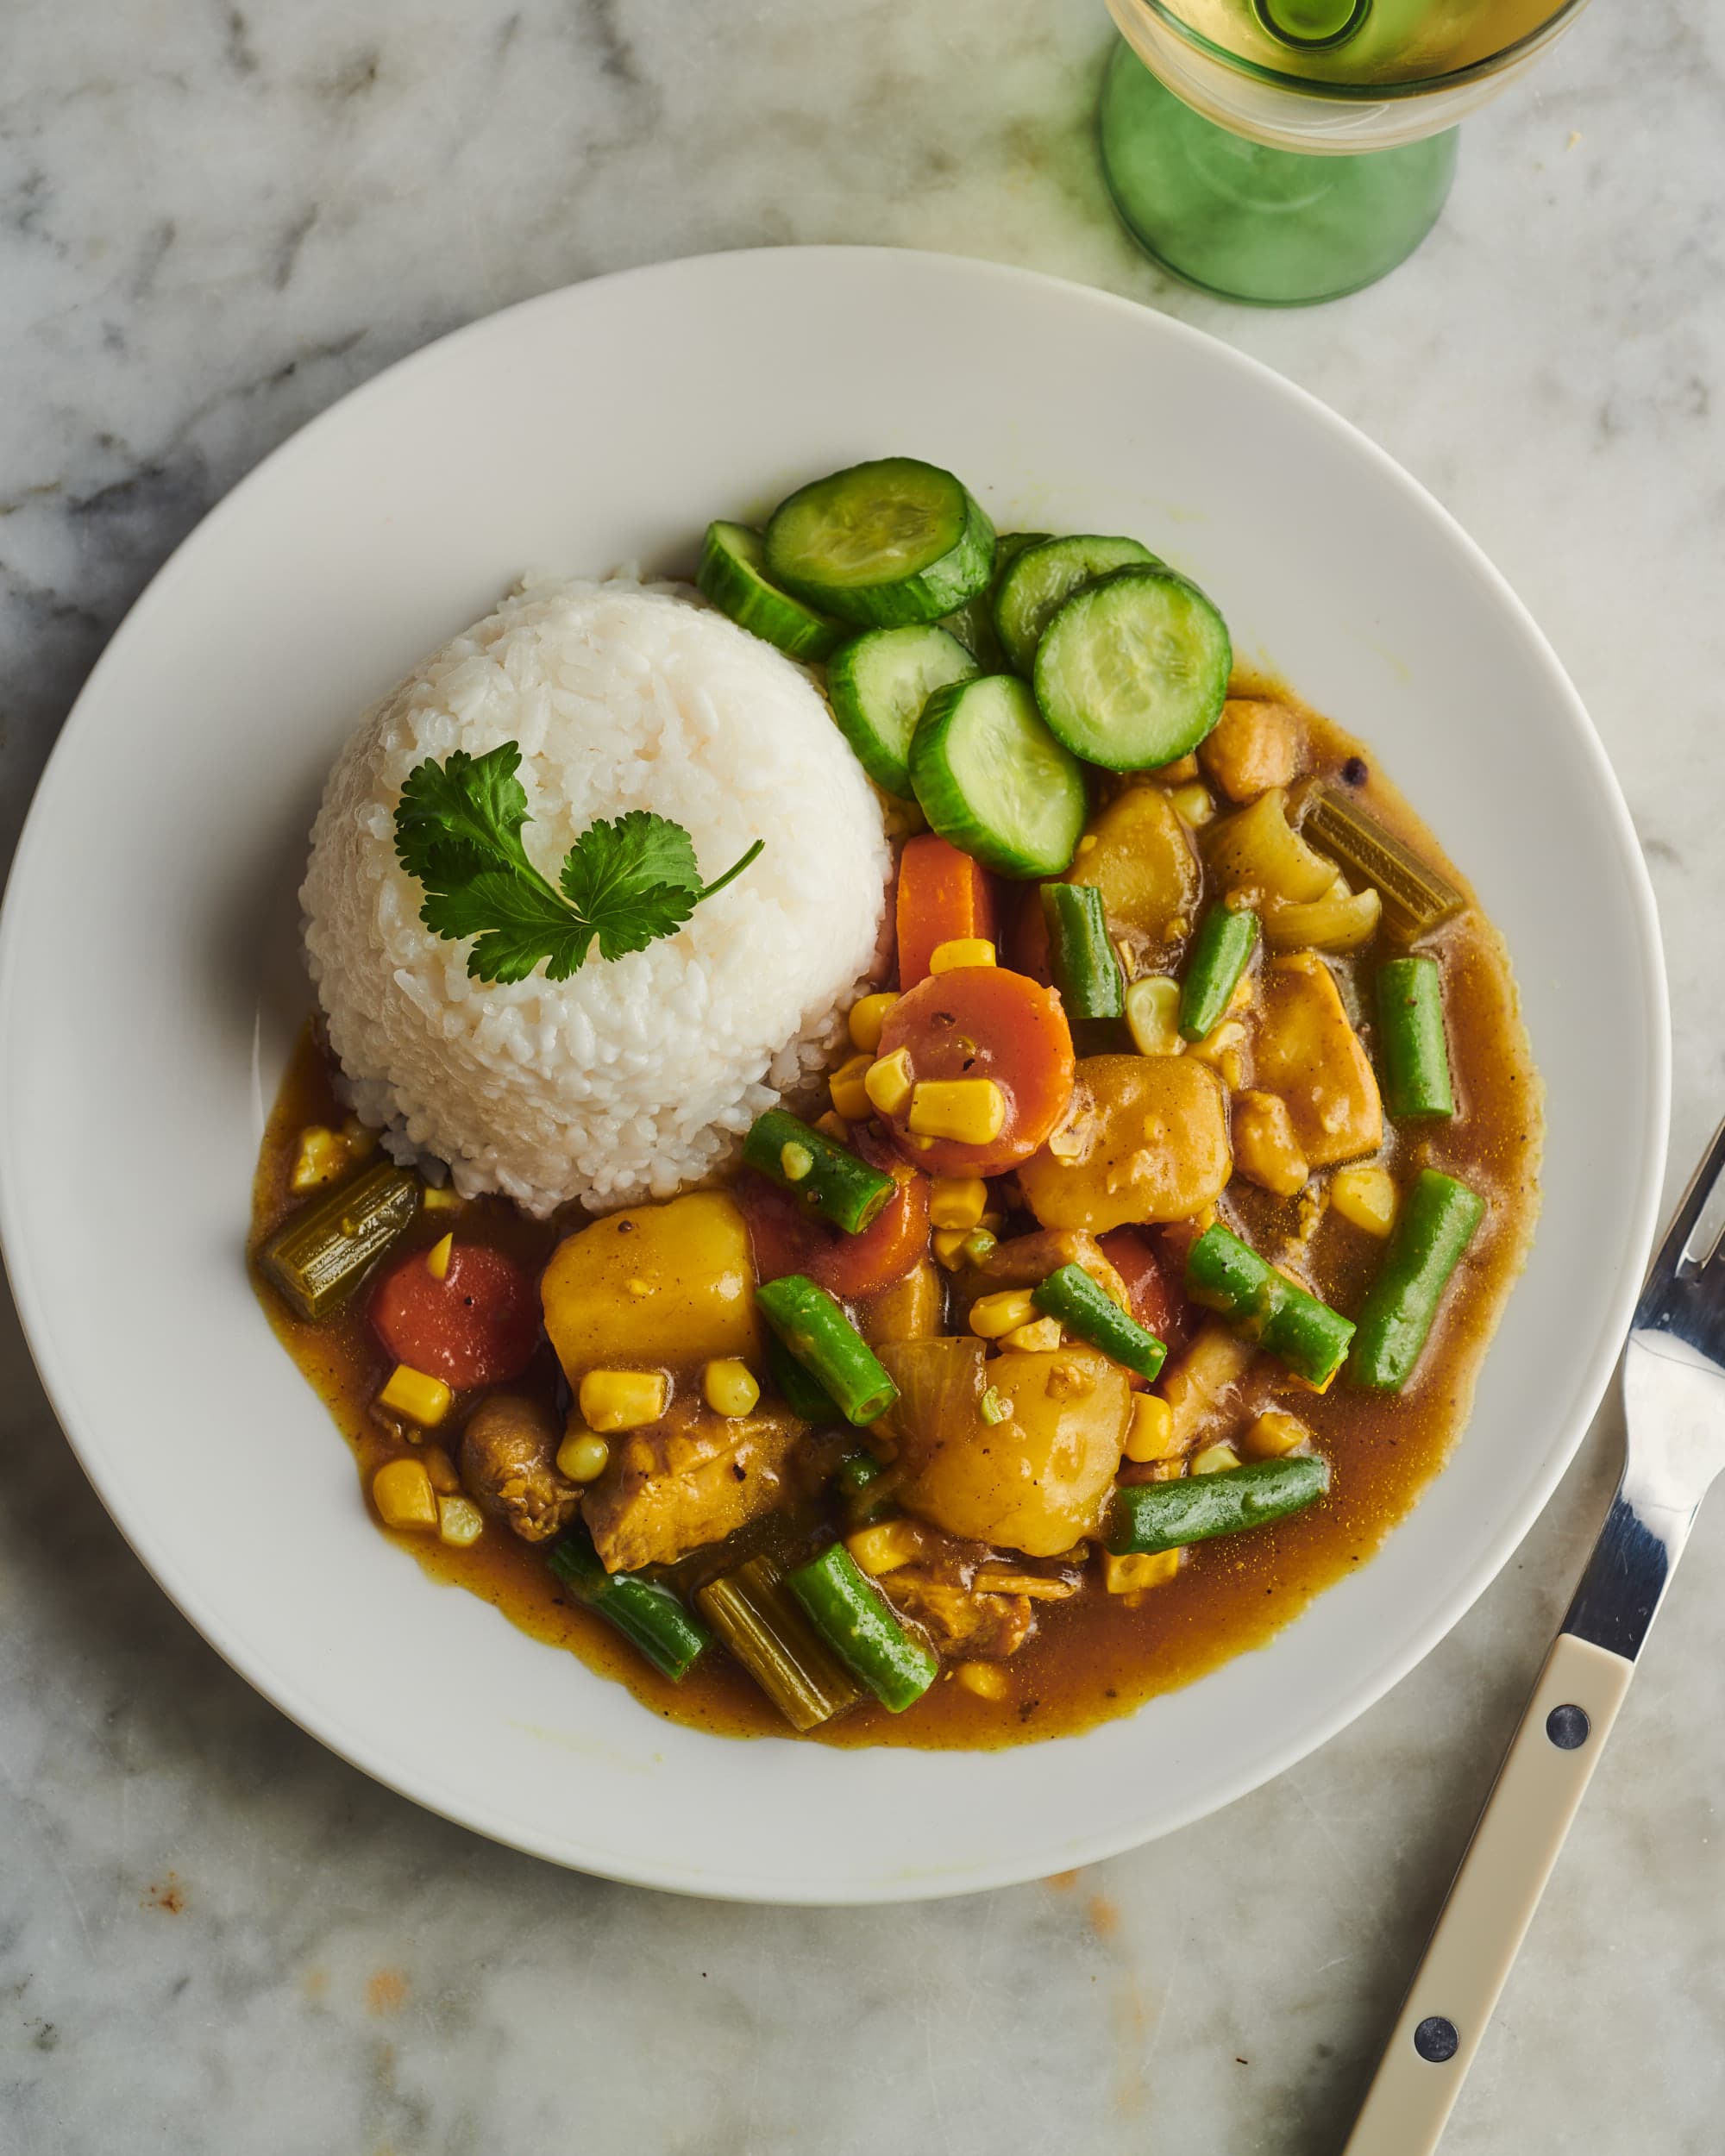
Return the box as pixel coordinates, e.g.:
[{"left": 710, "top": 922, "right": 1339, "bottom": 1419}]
[{"left": 1121, "top": 0, "right": 1594, "bottom": 102}]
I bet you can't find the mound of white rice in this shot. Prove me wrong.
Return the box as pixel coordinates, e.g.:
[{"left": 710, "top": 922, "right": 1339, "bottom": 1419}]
[{"left": 302, "top": 575, "right": 892, "bottom": 1216}]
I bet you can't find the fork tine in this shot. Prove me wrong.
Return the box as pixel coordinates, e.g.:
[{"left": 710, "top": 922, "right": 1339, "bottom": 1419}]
[{"left": 1636, "top": 1113, "right": 1725, "bottom": 1323}]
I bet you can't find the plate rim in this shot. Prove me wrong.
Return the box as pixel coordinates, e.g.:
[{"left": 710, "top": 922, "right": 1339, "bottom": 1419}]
[{"left": 0, "top": 244, "right": 1670, "bottom": 1902}]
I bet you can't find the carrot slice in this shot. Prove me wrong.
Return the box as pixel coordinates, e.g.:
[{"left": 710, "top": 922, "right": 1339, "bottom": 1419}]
[
  {"left": 876, "top": 965, "right": 1075, "bottom": 1177},
  {"left": 895, "top": 833, "right": 997, "bottom": 990}
]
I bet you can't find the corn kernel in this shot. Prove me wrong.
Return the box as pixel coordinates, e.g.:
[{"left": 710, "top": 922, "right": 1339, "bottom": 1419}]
[
  {"left": 929, "top": 937, "right": 997, "bottom": 975},
  {"left": 1170, "top": 782, "right": 1215, "bottom": 829},
  {"left": 848, "top": 992, "right": 899, "bottom": 1054},
  {"left": 290, "top": 1125, "right": 348, "bottom": 1194},
  {"left": 436, "top": 1494, "right": 485, "bottom": 1547},
  {"left": 340, "top": 1115, "right": 379, "bottom": 1161},
  {"left": 421, "top": 1181, "right": 465, "bottom": 1213},
  {"left": 969, "top": 1288, "right": 1038, "bottom": 1338},
  {"left": 372, "top": 1457, "right": 438, "bottom": 1531},
  {"left": 377, "top": 1363, "right": 453, "bottom": 1427},
  {"left": 829, "top": 1051, "right": 874, "bottom": 1122},
  {"left": 1123, "top": 1393, "right": 1177, "bottom": 1463},
  {"left": 1244, "top": 1408, "right": 1311, "bottom": 1459},
  {"left": 847, "top": 1519, "right": 921, "bottom": 1576},
  {"left": 956, "top": 1660, "right": 1009, "bottom": 1700},
  {"left": 1104, "top": 1548, "right": 1182, "bottom": 1593},
  {"left": 422, "top": 1445, "right": 461, "bottom": 1495},
  {"left": 929, "top": 1176, "right": 988, "bottom": 1231},
  {"left": 1002, "top": 1317, "right": 1064, "bottom": 1353},
  {"left": 1331, "top": 1165, "right": 1400, "bottom": 1238},
  {"left": 780, "top": 1140, "right": 814, "bottom": 1183},
  {"left": 578, "top": 1369, "right": 669, "bottom": 1432},
  {"left": 1189, "top": 1018, "right": 1246, "bottom": 1071},
  {"left": 908, "top": 1078, "right": 1006, "bottom": 1144},
  {"left": 1191, "top": 1441, "right": 1242, "bottom": 1476},
  {"left": 703, "top": 1357, "right": 760, "bottom": 1419},
  {"left": 556, "top": 1428, "right": 612, "bottom": 1482},
  {"left": 864, "top": 1048, "right": 915, "bottom": 1117},
  {"left": 425, "top": 1232, "right": 455, "bottom": 1282},
  {"left": 812, "top": 1110, "right": 850, "bottom": 1144},
  {"left": 1125, "top": 976, "right": 1183, "bottom": 1057},
  {"left": 933, "top": 1227, "right": 970, "bottom": 1271}
]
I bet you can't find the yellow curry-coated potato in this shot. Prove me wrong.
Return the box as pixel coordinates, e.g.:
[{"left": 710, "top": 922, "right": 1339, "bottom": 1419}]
[
  {"left": 1065, "top": 787, "right": 1200, "bottom": 960},
  {"left": 1198, "top": 698, "right": 1303, "bottom": 805},
  {"left": 1251, "top": 952, "right": 1383, "bottom": 1168},
  {"left": 541, "top": 1191, "right": 761, "bottom": 1385},
  {"left": 1018, "top": 1055, "right": 1233, "bottom": 1233},
  {"left": 899, "top": 1344, "right": 1131, "bottom": 1557}
]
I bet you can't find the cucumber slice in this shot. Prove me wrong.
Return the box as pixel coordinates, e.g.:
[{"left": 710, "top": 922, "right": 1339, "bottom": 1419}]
[
  {"left": 827, "top": 625, "right": 979, "bottom": 798},
  {"left": 697, "top": 521, "right": 844, "bottom": 661},
  {"left": 910, "top": 674, "right": 1087, "bottom": 879},
  {"left": 992, "top": 534, "right": 1160, "bottom": 676},
  {"left": 938, "top": 535, "right": 1049, "bottom": 669},
  {"left": 1032, "top": 565, "right": 1232, "bottom": 771},
  {"left": 765, "top": 458, "right": 995, "bottom": 627}
]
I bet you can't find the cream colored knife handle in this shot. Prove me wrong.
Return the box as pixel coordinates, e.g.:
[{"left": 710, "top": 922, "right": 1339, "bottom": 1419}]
[{"left": 1343, "top": 1631, "right": 1634, "bottom": 2156}]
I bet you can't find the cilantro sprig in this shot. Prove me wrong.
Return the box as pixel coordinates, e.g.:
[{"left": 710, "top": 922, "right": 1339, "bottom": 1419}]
[{"left": 393, "top": 741, "right": 762, "bottom": 985}]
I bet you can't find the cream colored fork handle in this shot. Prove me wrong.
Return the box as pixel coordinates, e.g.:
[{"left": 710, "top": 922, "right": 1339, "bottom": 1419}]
[{"left": 1343, "top": 1632, "right": 1635, "bottom": 2156}]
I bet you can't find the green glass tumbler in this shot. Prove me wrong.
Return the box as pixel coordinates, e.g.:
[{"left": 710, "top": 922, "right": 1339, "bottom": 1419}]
[{"left": 1099, "top": 40, "right": 1458, "bottom": 305}]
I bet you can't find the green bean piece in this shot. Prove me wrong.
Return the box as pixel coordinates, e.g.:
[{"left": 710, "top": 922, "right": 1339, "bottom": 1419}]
[
  {"left": 1032, "top": 1263, "right": 1166, "bottom": 1382},
  {"left": 742, "top": 1108, "right": 896, "bottom": 1235},
  {"left": 256, "top": 1160, "right": 421, "bottom": 1321},
  {"left": 1178, "top": 902, "right": 1258, "bottom": 1042},
  {"left": 766, "top": 1334, "right": 844, "bottom": 1426},
  {"left": 1184, "top": 1222, "right": 1355, "bottom": 1388},
  {"left": 1377, "top": 956, "right": 1455, "bottom": 1120},
  {"left": 1040, "top": 882, "right": 1126, "bottom": 1024},
  {"left": 547, "top": 1525, "right": 710, "bottom": 1682},
  {"left": 836, "top": 1448, "right": 888, "bottom": 1495},
  {"left": 1106, "top": 1454, "right": 1331, "bottom": 1555},
  {"left": 695, "top": 1555, "right": 863, "bottom": 1731},
  {"left": 756, "top": 1275, "right": 900, "bottom": 1426},
  {"left": 1349, "top": 1169, "right": 1485, "bottom": 1392},
  {"left": 787, "top": 1542, "right": 938, "bottom": 1712}
]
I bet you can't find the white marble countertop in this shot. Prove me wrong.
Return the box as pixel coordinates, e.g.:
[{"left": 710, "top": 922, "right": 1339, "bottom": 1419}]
[{"left": 3, "top": 3, "right": 1722, "bottom": 2149}]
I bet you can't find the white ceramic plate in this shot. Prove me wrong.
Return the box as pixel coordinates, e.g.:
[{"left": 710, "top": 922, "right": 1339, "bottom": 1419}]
[{"left": 0, "top": 248, "right": 1666, "bottom": 1902}]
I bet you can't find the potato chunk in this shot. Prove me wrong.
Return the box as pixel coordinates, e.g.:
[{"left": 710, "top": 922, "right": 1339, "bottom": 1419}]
[
  {"left": 1251, "top": 952, "right": 1383, "bottom": 1168},
  {"left": 1018, "top": 1056, "right": 1233, "bottom": 1232},
  {"left": 896, "top": 1342, "right": 1130, "bottom": 1557},
  {"left": 1198, "top": 699, "right": 1303, "bottom": 804},
  {"left": 541, "top": 1192, "right": 761, "bottom": 1385},
  {"left": 1066, "top": 787, "right": 1200, "bottom": 964},
  {"left": 1231, "top": 1089, "right": 1310, "bottom": 1198}
]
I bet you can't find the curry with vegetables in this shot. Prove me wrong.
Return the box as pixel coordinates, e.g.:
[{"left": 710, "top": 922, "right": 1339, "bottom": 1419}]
[{"left": 252, "top": 461, "right": 1540, "bottom": 1748}]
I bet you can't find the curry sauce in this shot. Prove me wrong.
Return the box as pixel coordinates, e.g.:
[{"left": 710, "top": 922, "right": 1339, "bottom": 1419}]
[{"left": 251, "top": 680, "right": 1541, "bottom": 1750}]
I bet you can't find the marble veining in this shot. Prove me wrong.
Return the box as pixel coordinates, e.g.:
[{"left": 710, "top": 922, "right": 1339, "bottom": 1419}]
[{"left": 3, "top": 1, "right": 1724, "bottom": 2150}]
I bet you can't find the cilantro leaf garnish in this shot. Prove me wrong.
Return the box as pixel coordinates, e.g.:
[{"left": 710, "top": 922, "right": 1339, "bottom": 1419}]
[{"left": 392, "top": 742, "right": 762, "bottom": 985}]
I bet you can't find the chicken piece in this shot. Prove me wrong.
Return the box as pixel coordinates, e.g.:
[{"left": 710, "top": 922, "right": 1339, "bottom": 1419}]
[
  {"left": 1018, "top": 1056, "right": 1233, "bottom": 1232},
  {"left": 459, "top": 1395, "right": 579, "bottom": 1545},
  {"left": 1251, "top": 951, "right": 1383, "bottom": 1168},
  {"left": 580, "top": 1395, "right": 806, "bottom": 1574},
  {"left": 1231, "top": 1089, "right": 1310, "bottom": 1198},
  {"left": 951, "top": 1228, "right": 1128, "bottom": 1314},
  {"left": 887, "top": 1568, "right": 1036, "bottom": 1660},
  {"left": 1198, "top": 699, "right": 1303, "bottom": 804}
]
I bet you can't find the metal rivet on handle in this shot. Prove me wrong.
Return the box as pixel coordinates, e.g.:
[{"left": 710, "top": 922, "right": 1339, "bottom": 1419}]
[
  {"left": 1414, "top": 2016, "right": 1459, "bottom": 2064},
  {"left": 1546, "top": 1704, "right": 1591, "bottom": 1750}
]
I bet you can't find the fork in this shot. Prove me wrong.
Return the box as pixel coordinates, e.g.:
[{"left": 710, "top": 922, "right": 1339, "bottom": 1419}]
[{"left": 1344, "top": 1118, "right": 1725, "bottom": 2154}]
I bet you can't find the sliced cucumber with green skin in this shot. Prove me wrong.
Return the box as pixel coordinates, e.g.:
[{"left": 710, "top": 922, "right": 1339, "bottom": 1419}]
[
  {"left": 1032, "top": 564, "right": 1232, "bottom": 770},
  {"left": 910, "top": 674, "right": 1087, "bottom": 879},
  {"left": 992, "top": 534, "right": 1161, "bottom": 677},
  {"left": 765, "top": 458, "right": 995, "bottom": 628},
  {"left": 827, "top": 625, "right": 979, "bottom": 798},
  {"left": 938, "top": 535, "right": 1049, "bottom": 669},
  {"left": 697, "top": 521, "right": 844, "bottom": 661}
]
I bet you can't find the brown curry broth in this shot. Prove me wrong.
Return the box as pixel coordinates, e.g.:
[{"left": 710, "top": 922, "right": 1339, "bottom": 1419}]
[{"left": 250, "top": 684, "right": 1540, "bottom": 1750}]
